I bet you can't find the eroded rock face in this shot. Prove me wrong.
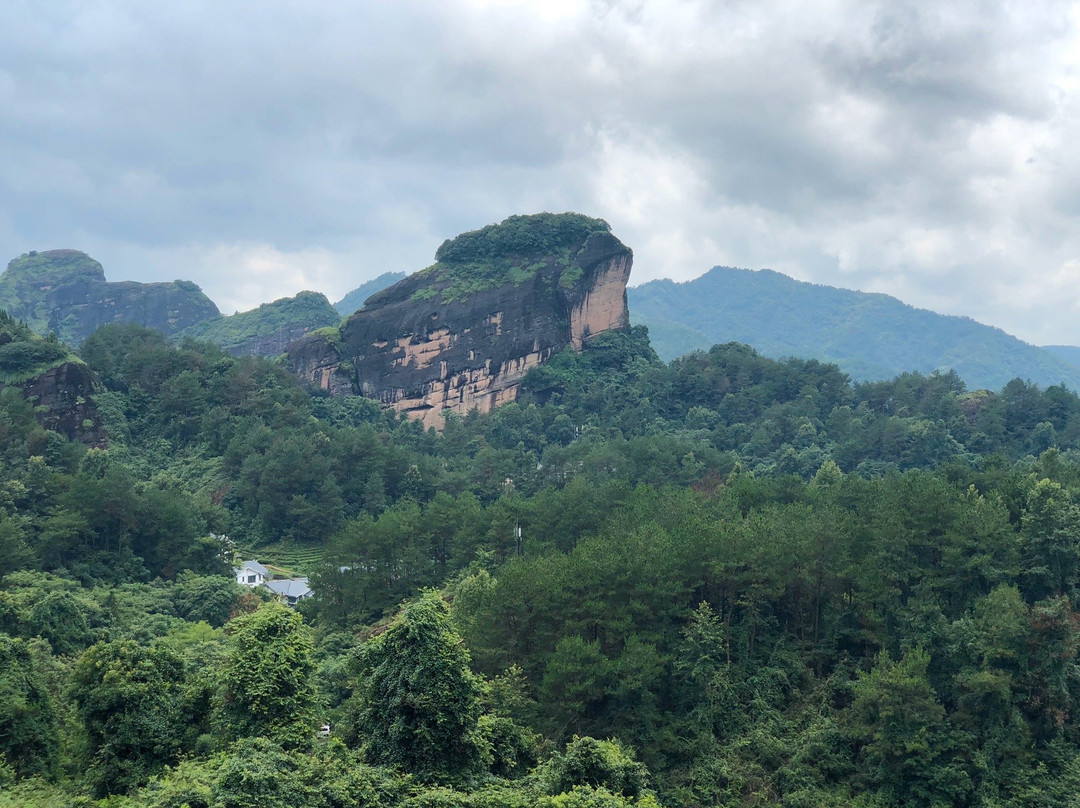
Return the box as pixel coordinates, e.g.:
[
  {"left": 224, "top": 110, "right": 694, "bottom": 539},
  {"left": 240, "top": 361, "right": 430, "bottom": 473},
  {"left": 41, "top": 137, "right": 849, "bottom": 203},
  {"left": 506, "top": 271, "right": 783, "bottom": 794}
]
[
  {"left": 287, "top": 216, "right": 633, "bottom": 428},
  {"left": 46, "top": 278, "right": 220, "bottom": 344},
  {"left": 16, "top": 361, "right": 105, "bottom": 446}
]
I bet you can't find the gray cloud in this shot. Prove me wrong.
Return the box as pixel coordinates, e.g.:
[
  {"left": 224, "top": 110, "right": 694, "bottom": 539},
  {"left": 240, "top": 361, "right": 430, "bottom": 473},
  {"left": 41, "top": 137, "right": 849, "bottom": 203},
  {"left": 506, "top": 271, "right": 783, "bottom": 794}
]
[{"left": 1, "top": 0, "right": 1078, "bottom": 344}]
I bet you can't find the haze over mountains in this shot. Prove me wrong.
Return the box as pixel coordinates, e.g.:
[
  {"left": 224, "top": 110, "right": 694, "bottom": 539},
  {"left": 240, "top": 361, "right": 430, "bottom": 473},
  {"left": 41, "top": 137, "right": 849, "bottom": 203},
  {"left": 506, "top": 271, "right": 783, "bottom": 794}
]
[
  {"left": 630, "top": 267, "right": 1080, "bottom": 392},
  {"left": 334, "top": 271, "right": 407, "bottom": 316}
]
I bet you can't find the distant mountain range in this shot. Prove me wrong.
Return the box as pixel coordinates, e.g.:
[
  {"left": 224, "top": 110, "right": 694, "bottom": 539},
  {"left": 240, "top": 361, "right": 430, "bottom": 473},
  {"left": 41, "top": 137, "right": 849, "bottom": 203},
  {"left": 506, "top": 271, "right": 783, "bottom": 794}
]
[
  {"left": 0, "top": 250, "right": 404, "bottom": 357},
  {"left": 334, "top": 272, "right": 407, "bottom": 316},
  {"left": 7, "top": 248, "right": 1080, "bottom": 395},
  {"left": 629, "top": 267, "right": 1080, "bottom": 392}
]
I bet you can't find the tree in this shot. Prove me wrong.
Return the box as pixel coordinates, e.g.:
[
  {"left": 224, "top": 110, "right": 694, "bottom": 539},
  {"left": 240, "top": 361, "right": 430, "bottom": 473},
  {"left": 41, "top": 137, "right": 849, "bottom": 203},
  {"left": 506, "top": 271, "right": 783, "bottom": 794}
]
[
  {"left": 0, "top": 633, "right": 59, "bottom": 780},
  {"left": 173, "top": 572, "right": 243, "bottom": 627},
  {"left": 849, "top": 649, "right": 970, "bottom": 807},
  {"left": 70, "top": 639, "right": 186, "bottom": 796},
  {"left": 217, "top": 602, "right": 317, "bottom": 748},
  {"left": 351, "top": 590, "right": 486, "bottom": 781},
  {"left": 539, "top": 736, "right": 649, "bottom": 799},
  {"left": 213, "top": 738, "right": 313, "bottom": 808},
  {"left": 1020, "top": 478, "right": 1080, "bottom": 601}
]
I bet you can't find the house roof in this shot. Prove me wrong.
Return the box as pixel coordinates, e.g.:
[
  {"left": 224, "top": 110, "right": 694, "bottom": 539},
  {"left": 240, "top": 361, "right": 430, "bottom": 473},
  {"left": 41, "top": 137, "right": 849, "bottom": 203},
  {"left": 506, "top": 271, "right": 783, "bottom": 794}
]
[
  {"left": 235, "top": 560, "right": 269, "bottom": 576},
  {"left": 263, "top": 577, "right": 312, "bottom": 599}
]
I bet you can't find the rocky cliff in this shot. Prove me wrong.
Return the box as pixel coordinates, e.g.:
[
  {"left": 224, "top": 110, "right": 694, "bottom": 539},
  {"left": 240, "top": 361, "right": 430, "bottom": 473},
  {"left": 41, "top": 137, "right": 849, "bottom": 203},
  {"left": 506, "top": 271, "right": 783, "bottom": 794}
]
[
  {"left": 0, "top": 249, "right": 220, "bottom": 344},
  {"left": 287, "top": 213, "right": 633, "bottom": 428},
  {"left": 0, "top": 310, "right": 104, "bottom": 445},
  {"left": 178, "top": 291, "right": 340, "bottom": 357},
  {"left": 19, "top": 361, "right": 105, "bottom": 446}
]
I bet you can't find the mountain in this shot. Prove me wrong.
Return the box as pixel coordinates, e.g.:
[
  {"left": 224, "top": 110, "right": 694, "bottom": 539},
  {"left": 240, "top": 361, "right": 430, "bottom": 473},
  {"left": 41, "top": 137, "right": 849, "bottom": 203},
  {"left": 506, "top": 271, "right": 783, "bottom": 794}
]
[
  {"left": 629, "top": 266, "right": 1080, "bottom": 392},
  {"left": 178, "top": 291, "right": 340, "bottom": 357},
  {"left": 0, "top": 249, "right": 219, "bottom": 344},
  {"left": 1042, "top": 345, "right": 1080, "bottom": 373},
  {"left": 288, "top": 212, "right": 633, "bottom": 428},
  {"left": 334, "top": 272, "right": 408, "bottom": 316}
]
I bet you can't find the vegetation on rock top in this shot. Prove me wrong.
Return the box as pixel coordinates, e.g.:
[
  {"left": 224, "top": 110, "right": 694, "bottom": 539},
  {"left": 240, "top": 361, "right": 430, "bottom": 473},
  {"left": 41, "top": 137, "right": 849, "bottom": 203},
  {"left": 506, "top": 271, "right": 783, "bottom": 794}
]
[
  {"left": 410, "top": 212, "right": 614, "bottom": 303},
  {"left": 0, "top": 250, "right": 106, "bottom": 334}
]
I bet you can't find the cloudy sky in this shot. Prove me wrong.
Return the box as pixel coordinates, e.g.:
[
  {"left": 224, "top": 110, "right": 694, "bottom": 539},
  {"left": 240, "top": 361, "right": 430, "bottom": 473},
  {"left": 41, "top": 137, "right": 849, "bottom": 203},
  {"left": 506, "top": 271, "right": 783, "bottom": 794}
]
[{"left": 1, "top": 0, "right": 1079, "bottom": 344}]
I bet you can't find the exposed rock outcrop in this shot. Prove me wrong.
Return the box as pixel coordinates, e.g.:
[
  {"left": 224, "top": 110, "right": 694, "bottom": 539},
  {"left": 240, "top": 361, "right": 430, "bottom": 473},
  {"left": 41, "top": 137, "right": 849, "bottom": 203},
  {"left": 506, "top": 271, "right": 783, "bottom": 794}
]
[
  {"left": 287, "top": 213, "right": 633, "bottom": 428},
  {"left": 0, "top": 309, "right": 105, "bottom": 445},
  {"left": 18, "top": 361, "right": 105, "bottom": 446},
  {"left": 0, "top": 249, "right": 220, "bottom": 344}
]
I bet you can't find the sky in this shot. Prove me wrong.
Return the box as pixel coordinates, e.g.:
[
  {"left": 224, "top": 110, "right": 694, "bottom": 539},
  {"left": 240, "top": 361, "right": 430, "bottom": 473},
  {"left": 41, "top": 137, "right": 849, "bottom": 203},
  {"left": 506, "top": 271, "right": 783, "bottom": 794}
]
[{"left": 1, "top": 0, "right": 1079, "bottom": 344}]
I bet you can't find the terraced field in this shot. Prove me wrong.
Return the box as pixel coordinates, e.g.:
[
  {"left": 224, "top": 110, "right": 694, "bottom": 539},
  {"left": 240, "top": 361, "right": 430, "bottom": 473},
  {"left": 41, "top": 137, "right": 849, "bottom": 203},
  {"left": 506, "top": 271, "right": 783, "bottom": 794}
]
[{"left": 232, "top": 542, "right": 325, "bottom": 578}]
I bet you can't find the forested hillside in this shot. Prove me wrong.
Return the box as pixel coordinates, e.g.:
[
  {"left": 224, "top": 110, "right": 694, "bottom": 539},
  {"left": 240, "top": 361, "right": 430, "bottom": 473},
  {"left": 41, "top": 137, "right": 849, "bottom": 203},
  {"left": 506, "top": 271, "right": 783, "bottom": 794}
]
[
  {"left": 1042, "top": 344, "right": 1080, "bottom": 373},
  {"left": 178, "top": 290, "right": 340, "bottom": 356},
  {"left": 5, "top": 322, "right": 1080, "bottom": 806},
  {"left": 630, "top": 267, "right": 1080, "bottom": 392}
]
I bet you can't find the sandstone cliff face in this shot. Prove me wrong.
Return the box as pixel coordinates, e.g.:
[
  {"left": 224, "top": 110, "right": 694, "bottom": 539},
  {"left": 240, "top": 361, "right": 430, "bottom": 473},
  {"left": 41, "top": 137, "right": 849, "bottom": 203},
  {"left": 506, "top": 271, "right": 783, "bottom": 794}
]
[
  {"left": 287, "top": 214, "right": 632, "bottom": 428},
  {"left": 0, "top": 249, "right": 220, "bottom": 344}
]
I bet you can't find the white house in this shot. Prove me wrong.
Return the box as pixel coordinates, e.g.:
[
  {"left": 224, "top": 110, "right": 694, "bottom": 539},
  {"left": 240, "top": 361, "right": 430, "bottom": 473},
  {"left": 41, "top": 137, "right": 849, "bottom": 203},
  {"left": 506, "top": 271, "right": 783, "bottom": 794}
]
[
  {"left": 235, "top": 560, "right": 269, "bottom": 587},
  {"left": 263, "top": 577, "right": 313, "bottom": 607}
]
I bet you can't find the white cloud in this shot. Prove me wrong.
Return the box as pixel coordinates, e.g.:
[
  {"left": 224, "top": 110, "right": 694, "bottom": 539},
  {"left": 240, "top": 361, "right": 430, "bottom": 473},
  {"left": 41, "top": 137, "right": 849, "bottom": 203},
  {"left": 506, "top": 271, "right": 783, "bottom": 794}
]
[{"left": 1, "top": 0, "right": 1079, "bottom": 345}]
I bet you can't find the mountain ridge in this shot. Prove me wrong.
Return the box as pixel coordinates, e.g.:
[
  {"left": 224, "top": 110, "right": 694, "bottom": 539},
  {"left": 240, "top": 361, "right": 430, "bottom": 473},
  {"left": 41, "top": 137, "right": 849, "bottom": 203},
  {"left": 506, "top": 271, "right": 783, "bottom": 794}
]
[
  {"left": 629, "top": 266, "right": 1080, "bottom": 392},
  {"left": 178, "top": 290, "right": 340, "bottom": 356},
  {"left": 0, "top": 249, "right": 220, "bottom": 344},
  {"left": 334, "top": 271, "right": 408, "bottom": 316}
]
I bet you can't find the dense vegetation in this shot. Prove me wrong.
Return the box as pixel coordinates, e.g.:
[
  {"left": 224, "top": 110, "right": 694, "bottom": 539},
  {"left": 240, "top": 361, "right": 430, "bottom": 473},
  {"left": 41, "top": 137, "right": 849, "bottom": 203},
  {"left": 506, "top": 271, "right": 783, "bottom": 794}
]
[
  {"left": 178, "top": 291, "right": 340, "bottom": 355},
  {"left": 0, "top": 310, "right": 82, "bottom": 384},
  {"left": 411, "top": 213, "right": 613, "bottom": 303},
  {"left": 630, "top": 266, "right": 1080, "bottom": 392},
  {"left": 7, "top": 318, "right": 1080, "bottom": 806}
]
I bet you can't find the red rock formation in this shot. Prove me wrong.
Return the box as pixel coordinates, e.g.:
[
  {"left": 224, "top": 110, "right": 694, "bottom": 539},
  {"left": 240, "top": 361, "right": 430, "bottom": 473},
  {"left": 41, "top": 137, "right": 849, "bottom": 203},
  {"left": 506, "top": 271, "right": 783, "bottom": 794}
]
[{"left": 287, "top": 214, "right": 633, "bottom": 429}]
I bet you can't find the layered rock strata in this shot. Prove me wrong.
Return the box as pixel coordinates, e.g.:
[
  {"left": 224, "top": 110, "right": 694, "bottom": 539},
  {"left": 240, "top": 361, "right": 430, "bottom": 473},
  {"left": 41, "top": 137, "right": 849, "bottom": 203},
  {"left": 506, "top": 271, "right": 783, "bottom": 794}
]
[{"left": 287, "top": 215, "right": 633, "bottom": 429}]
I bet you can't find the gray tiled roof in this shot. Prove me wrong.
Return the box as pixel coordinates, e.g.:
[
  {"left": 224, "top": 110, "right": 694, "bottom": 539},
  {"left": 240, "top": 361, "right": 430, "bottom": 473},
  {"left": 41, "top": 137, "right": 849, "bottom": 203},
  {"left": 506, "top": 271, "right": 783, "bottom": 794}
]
[
  {"left": 236, "top": 560, "right": 269, "bottom": 576},
  {"left": 263, "top": 577, "right": 312, "bottom": 599}
]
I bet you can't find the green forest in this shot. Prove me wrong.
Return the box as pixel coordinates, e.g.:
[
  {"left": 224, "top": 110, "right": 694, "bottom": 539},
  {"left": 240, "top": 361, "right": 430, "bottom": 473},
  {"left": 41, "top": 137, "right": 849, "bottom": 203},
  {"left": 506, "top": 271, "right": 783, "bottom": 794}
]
[
  {"left": 5, "top": 318, "right": 1080, "bottom": 807},
  {"left": 177, "top": 291, "right": 340, "bottom": 355}
]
